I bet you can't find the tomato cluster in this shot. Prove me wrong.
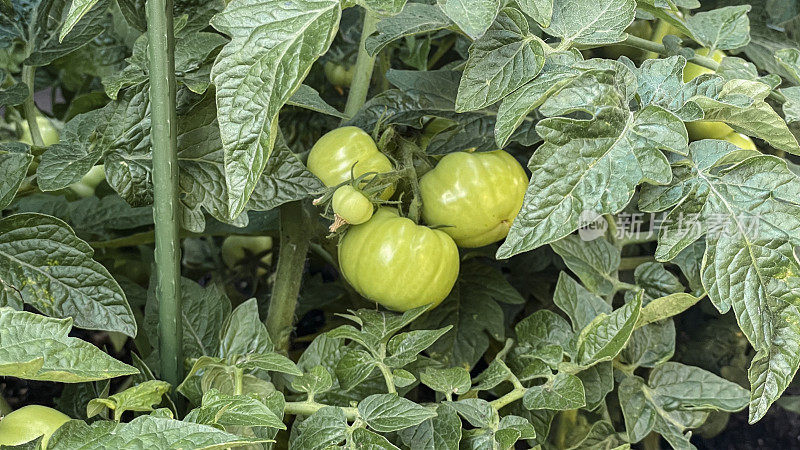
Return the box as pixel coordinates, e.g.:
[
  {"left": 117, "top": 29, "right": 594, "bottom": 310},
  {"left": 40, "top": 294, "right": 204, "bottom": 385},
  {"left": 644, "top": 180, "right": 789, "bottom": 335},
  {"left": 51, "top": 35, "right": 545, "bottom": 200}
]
[{"left": 309, "top": 126, "right": 529, "bottom": 311}]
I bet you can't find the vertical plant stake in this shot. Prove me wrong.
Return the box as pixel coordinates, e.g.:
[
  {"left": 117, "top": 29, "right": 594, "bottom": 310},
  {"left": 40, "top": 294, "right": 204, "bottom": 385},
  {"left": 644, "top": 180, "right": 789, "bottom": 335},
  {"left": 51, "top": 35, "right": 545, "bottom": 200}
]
[{"left": 146, "top": 0, "right": 183, "bottom": 386}]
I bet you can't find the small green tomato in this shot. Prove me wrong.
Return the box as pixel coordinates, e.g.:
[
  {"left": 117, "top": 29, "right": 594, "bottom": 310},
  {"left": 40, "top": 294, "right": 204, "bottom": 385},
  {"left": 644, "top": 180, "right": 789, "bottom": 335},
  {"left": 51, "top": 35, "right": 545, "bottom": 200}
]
[
  {"left": 332, "top": 185, "right": 373, "bottom": 225},
  {"left": 221, "top": 235, "right": 274, "bottom": 276}
]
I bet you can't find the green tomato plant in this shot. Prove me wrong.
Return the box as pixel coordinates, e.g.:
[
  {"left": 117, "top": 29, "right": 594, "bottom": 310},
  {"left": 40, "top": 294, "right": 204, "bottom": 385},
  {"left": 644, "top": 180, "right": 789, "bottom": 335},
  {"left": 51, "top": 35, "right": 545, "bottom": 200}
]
[{"left": 3, "top": 0, "right": 800, "bottom": 448}]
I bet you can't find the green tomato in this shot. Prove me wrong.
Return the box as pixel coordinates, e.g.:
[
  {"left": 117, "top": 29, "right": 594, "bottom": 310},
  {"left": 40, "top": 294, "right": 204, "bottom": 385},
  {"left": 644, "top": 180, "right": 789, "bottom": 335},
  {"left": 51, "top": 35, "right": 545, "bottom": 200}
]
[
  {"left": 332, "top": 185, "right": 373, "bottom": 225},
  {"left": 597, "top": 20, "right": 653, "bottom": 60},
  {"left": 685, "top": 120, "right": 734, "bottom": 140},
  {"left": 222, "top": 235, "right": 274, "bottom": 276},
  {"left": 420, "top": 150, "right": 528, "bottom": 248},
  {"left": 307, "top": 126, "right": 395, "bottom": 199},
  {"left": 0, "top": 405, "right": 70, "bottom": 448},
  {"left": 338, "top": 208, "right": 459, "bottom": 311},
  {"left": 324, "top": 61, "right": 355, "bottom": 87},
  {"left": 69, "top": 165, "right": 105, "bottom": 198},
  {"left": 20, "top": 116, "right": 59, "bottom": 146},
  {"left": 683, "top": 48, "right": 733, "bottom": 139},
  {"left": 724, "top": 132, "right": 756, "bottom": 150}
]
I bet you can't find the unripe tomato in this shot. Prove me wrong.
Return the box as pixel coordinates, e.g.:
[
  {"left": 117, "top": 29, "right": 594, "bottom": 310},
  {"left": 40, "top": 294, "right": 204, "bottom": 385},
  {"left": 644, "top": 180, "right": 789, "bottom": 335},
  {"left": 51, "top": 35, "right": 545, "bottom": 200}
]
[
  {"left": 0, "top": 405, "right": 70, "bottom": 448},
  {"left": 420, "top": 150, "right": 528, "bottom": 248},
  {"left": 307, "top": 127, "right": 394, "bottom": 199},
  {"left": 683, "top": 48, "right": 733, "bottom": 140},
  {"left": 70, "top": 165, "right": 105, "bottom": 198},
  {"left": 20, "top": 116, "right": 59, "bottom": 146},
  {"left": 324, "top": 61, "right": 355, "bottom": 87},
  {"left": 597, "top": 20, "right": 653, "bottom": 60},
  {"left": 338, "top": 208, "right": 459, "bottom": 311},
  {"left": 222, "top": 235, "right": 274, "bottom": 276},
  {"left": 723, "top": 132, "right": 756, "bottom": 150},
  {"left": 332, "top": 185, "right": 373, "bottom": 225}
]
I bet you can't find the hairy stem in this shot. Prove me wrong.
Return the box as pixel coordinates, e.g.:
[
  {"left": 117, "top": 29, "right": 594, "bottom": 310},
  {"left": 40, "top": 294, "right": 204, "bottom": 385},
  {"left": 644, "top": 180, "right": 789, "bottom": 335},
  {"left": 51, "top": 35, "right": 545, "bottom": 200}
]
[
  {"left": 266, "top": 201, "right": 310, "bottom": 353},
  {"left": 343, "top": 9, "right": 379, "bottom": 119},
  {"left": 284, "top": 401, "right": 359, "bottom": 419},
  {"left": 21, "top": 65, "right": 44, "bottom": 147},
  {"left": 146, "top": 0, "right": 183, "bottom": 388},
  {"left": 378, "top": 363, "right": 397, "bottom": 394}
]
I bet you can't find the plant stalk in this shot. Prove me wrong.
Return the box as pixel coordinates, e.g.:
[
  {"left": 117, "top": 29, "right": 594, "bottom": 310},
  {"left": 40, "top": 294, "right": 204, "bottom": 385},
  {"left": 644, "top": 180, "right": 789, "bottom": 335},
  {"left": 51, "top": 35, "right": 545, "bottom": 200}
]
[
  {"left": 146, "top": 0, "right": 183, "bottom": 387},
  {"left": 21, "top": 65, "right": 44, "bottom": 147},
  {"left": 343, "top": 9, "right": 379, "bottom": 119},
  {"left": 266, "top": 201, "right": 309, "bottom": 353},
  {"left": 284, "top": 401, "right": 359, "bottom": 419}
]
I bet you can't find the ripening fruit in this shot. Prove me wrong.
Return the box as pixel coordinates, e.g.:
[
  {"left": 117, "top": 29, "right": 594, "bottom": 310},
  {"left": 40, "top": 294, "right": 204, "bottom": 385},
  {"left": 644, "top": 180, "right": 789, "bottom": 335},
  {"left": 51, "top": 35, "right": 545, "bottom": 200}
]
[
  {"left": 724, "top": 132, "right": 757, "bottom": 150},
  {"left": 420, "top": 150, "right": 528, "bottom": 248},
  {"left": 332, "top": 185, "right": 373, "bottom": 225},
  {"left": 0, "top": 405, "right": 70, "bottom": 449},
  {"left": 338, "top": 208, "right": 459, "bottom": 311},
  {"left": 307, "top": 127, "right": 394, "bottom": 199}
]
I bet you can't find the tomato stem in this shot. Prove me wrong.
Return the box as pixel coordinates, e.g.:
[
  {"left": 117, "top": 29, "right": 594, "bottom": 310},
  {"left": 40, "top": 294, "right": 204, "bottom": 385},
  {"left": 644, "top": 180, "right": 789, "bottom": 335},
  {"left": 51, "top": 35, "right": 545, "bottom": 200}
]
[
  {"left": 343, "top": 9, "right": 379, "bottom": 119},
  {"left": 618, "top": 255, "right": 656, "bottom": 271},
  {"left": 400, "top": 142, "right": 422, "bottom": 223},
  {"left": 378, "top": 363, "right": 397, "bottom": 394},
  {"left": 266, "top": 201, "right": 310, "bottom": 353},
  {"left": 21, "top": 64, "right": 44, "bottom": 147}
]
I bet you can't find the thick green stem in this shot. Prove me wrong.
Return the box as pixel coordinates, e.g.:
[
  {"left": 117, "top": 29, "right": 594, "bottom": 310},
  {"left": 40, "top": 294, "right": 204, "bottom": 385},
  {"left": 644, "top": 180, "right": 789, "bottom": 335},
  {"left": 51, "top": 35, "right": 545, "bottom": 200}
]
[
  {"left": 378, "top": 363, "right": 397, "bottom": 394},
  {"left": 343, "top": 9, "right": 379, "bottom": 118},
  {"left": 555, "top": 409, "right": 578, "bottom": 449},
  {"left": 284, "top": 401, "right": 359, "bottom": 419},
  {"left": 147, "top": 0, "right": 183, "bottom": 387},
  {"left": 618, "top": 255, "right": 656, "bottom": 271},
  {"left": 266, "top": 201, "right": 309, "bottom": 353},
  {"left": 21, "top": 65, "right": 44, "bottom": 147}
]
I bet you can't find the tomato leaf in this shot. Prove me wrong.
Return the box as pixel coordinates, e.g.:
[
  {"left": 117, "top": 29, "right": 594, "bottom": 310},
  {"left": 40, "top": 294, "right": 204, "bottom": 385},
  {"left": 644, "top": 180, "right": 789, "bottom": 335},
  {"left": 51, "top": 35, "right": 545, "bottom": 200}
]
[
  {"left": 0, "top": 307, "right": 138, "bottom": 382},
  {"left": 48, "top": 416, "right": 269, "bottom": 449},
  {"left": 546, "top": 0, "right": 635, "bottom": 46},
  {"left": 455, "top": 8, "right": 546, "bottom": 112},
  {"left": 210, "top": 0, "right": 340, "bottom": 219},
  {"left": 0, "top": 213, "right": 137, "bottom": 336}
]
